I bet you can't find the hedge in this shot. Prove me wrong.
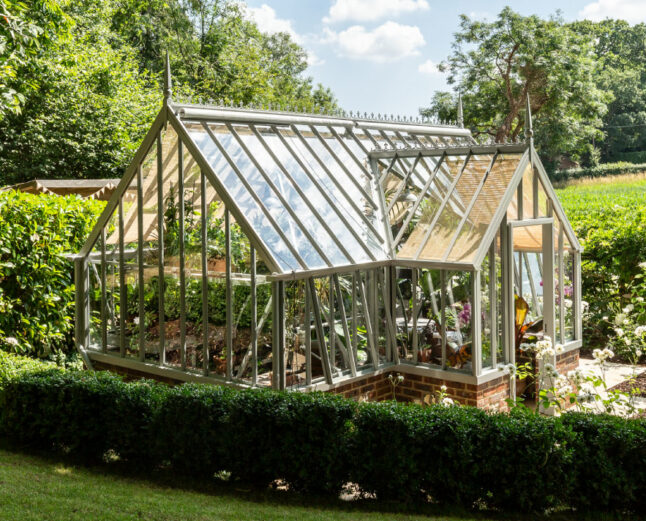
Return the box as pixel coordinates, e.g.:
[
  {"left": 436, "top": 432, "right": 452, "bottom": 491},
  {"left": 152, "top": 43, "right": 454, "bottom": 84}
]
[
  {"left": 0, "top": 191, "right": 104, "bottom": 357},
  {"left": 551, "top": 161, "right": 646, "bottom": 184},
  {"left": 2, "top": 363, "right": 646, "bottom": 514}
]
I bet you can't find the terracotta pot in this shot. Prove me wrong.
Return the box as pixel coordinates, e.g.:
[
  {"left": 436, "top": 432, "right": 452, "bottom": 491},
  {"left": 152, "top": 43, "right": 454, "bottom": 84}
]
[{"left": 208, "top": 258, "right": 227, "bottom": 273}]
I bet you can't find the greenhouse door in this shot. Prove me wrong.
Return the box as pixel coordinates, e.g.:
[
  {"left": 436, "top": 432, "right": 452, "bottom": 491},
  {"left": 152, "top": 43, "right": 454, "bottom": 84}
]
[{"left": 506, "top": 219, "right": 555, "bottom": 366}]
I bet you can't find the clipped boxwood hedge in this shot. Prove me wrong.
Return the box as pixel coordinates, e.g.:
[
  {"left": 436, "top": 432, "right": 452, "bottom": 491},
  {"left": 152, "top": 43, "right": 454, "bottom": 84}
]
[
  {"left": 1, "top": 359, "right": 645, "bottom": 513},
  {"left": 551, "top": 161, "right": 646, "bottom": 184}
]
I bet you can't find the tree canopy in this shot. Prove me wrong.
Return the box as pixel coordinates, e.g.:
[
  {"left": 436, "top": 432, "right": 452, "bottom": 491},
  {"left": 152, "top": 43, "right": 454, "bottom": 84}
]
[
  {"left": 0, "top": 0, "right": 336, "bottom": 184},
  {"left": 421, "top": 8, "right": 646, "bottom": 169}
]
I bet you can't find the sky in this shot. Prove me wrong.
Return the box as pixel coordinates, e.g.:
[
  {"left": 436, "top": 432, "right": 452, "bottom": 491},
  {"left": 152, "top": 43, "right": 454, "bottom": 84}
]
[{"left": 242, "top": 0, "right": 646, "bottom": 117}]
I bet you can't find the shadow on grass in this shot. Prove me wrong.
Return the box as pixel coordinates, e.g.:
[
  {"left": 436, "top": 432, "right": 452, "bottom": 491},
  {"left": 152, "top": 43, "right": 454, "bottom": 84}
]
[{"left": 0, "top": 441, "right": 635, "bottom": 521}]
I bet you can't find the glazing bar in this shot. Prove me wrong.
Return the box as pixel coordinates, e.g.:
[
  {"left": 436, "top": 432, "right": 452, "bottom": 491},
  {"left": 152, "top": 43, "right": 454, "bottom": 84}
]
[
  {"left": 333, "top": 275, "right": 356, "bottom": 376},
  {"left": 305, "top": 276, "right": 312, "bottom": 385},
  {"left": 307, "top": 278, "right": 333, "bottom": 384},
  {"left": 118, "top": 199, "right": 126, "bottom": 357},
  {"left": 328, "top": 276, "right": 336, "bottom": 375},
  {"left": 156, "top": 132, "right": 166, "bottom": 365},
  {"left": 533, "top": 168, "right": 539, "bottom": 218},
  {"left": 472, "top": 271, "right": 482, "bottom": 377},
  {"left": 251, "top": 246, "right": 258, "bottom": 386},
  {"left": 524, "top": 251, "right": 541, "bottom": 314},
  {"left": 201, "top": 171, "right": 210, "bottom": 376},
  {"left": 412, "top": 268, "right": 419, "bottom": 364},
  {"left": 440, "top": 270, "right": 447, "bottom": 369},
  {"left": 489, "top": 242, "right": 498, "bottom": 368},
  {"left": 558, "top": 226, "right": 565, "bottom": 344},
  {"left": 137, "top": 165, "right": 145, "bottom": 362},
  {"left": 225, "top": 210, "right": 233, "bottom": 380},
  {"left": 178, "top": 140, "right": 187, "bottom": 370},
  {"left": 351, "top": 272, "right": 358, "bottom": 367},
  {"left": 387, "top": 153, "right": 421, "bottom": 214},
  {"left": 357, "top": 273, "right": 379, "bottom": 370},
  {"left": 100, "top": 229, "right": 107, "bottom": 353}
]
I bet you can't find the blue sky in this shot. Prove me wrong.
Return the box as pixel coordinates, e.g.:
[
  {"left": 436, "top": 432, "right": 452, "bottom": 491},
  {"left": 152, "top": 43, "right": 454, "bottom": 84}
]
[{"left": 243, "top": 0, "right": 646, "bottom": 116}]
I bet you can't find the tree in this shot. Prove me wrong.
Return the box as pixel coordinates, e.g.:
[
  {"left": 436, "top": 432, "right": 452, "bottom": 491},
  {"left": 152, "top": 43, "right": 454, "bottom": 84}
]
[
  {"left": 0, "top": 0, "right": 69, "bottom": 118},
  {"left": 423, "top": 8, "right": 609, "bottom": 167}
]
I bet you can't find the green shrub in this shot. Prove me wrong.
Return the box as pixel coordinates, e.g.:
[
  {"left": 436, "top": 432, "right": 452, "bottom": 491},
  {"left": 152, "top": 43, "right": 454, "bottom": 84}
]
[
  {"left": 0, "top": 191, "right": 103, "bottom": 357},
  {"left": 552, "top": 161, "right": 646, "bottom": 183},
  {"left": 0, "top": 351, "right": 58, "bottom": 390},
  {"left": 2, "top": 366, "right": 646, "bottom": 513}
]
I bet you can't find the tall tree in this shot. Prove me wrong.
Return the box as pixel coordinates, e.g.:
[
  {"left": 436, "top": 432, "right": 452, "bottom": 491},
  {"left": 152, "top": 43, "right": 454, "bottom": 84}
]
[
  {"left": 0, "top": 0, "right": 70, "bottom": 118},
  {"left": 423, "top": 8, "right": 609, "bottom": 167}
]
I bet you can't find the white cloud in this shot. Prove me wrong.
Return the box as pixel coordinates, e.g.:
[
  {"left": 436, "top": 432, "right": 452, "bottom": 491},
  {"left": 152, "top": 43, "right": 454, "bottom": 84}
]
[
  {"left": 246, "top": 4, "right": 302, "bottom": 43},
  {"left": 324, "top": 22, "right": 425, "bottom": 62},
  {"left": 418, "top": 59, "right": 442, "bottom": 75},
  {"left": 579, "top": 0, "right": 646, "bottom": 24},
  {"left": 324, "top": 0, "right": 429, "bottom": 24}
]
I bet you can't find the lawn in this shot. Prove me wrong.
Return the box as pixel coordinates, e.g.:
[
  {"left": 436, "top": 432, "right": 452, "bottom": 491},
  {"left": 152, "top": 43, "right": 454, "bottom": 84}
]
[{"left": 0, "top": 448, "right": 498, "bottom": 521}]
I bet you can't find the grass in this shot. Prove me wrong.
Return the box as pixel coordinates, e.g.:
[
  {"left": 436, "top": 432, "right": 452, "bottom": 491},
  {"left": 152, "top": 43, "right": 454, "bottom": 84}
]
[
  {"left": 0, "top": 447, "right": 637, "bottom": 521},
  {"left": 0, "top": 447, "right": 499, "bottom": 521}
]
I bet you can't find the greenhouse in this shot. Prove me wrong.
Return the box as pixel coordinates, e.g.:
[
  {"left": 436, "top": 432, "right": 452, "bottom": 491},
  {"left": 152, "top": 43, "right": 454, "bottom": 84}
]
[{"left": 73, "top": 64, "right": 582, "bottom": 410}]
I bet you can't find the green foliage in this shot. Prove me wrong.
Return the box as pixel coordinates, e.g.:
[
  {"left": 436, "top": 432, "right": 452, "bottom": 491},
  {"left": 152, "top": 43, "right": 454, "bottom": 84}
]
[
  {"left": 0, "top": 0, "right": 70, "bottom": 118},
  {"left": 0, "top": 191, "right": 103, "bottom": 356},
  {"left": 425, "top": 7, "right": 607, "bottom": 165},
  {"left": 2, "top": 362, "right": 646, "bottom": 513},
  {"left": 0, "top": 351, "right": 58, "bottom": 389},
  {"left": 0, "top": 17, "right": 161, "bottom": 184},
  {"left": 557, "top": 178, "right": 646, "bottom": 348},
  {"left": 552, "top": 162, "right": 646, "bottom": 183}
]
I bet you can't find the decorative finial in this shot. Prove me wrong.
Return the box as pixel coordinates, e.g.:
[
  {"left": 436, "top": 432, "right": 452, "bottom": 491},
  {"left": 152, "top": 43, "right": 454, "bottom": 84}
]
[
  {"left": 524, "top": 92, "right": 534, "bottom": 145},
  {"left": 164, "top": 51, "right": 172, "bottom": 103},
  {"left": 457, "top": 92, "right": 464, "bottom": 128}
]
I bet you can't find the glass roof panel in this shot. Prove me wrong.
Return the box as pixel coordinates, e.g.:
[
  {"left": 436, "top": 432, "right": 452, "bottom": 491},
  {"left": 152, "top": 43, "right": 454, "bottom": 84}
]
[
  {"left": 444, "top": 154, "right": 523, "bottom": 262},
  {"left": 395, "top": 155, "right": 466, "bottom": 258}
]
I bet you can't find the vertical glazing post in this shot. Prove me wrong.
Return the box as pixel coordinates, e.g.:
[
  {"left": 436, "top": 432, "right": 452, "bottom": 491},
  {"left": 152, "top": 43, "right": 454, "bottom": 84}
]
[
  {"left": 532, "top": 168, "right": 539, "bottom": 218},
  {"left": 225, "top": 210, "right": 232, "bottom": 380},
  {"left": 412, "top": 268, "right": 419, "bottom": 364},
  {"left": 574, "top": 251, "right": 582, "bottom": 341},
  {"left": 272, "top": 281, "right": 279, "bottom": 389},
  {"left": 543, "top": 221, "right": 555, "bottom": 347},
  {"left": 201, "top": 170, "right": 209, "bottom": 376},
  {"left": 304, "top": 276, "right": 311, "bottom": 385},
  {"left": 328, "top": 276, "right": 336, "bottom": 374},
  {"left": 357, "top": 274, "right": 379, "bottom": 370},
  {"left": 279, "top": 281, "right": 286, "bottom": 388},
  {"left": 558, "top": 227, "right": 565, "bottom": 344},
  {"left": 472, "top": 271, "right": 482, "bottom": 376},
  {"left": 440, "top": 270, "right": 447, "bottom": 369},
  {"left": 156, "top": 132, "right": 166, "bottom": 365},
  {"left": 504, "top": 223, "right": 515, "bottom": 365},
  {"left": 307, "top": 279, "right": 332, "bottom": 384},
  {"left": 517, "top": 179, "right": 523, "bottom": 220},
  {"left": 351, "top": 272, "right": 358, "bottom": 367},
  {"left": 74, "top": 255, "right": 91, "bottom": 368},
  {"left": 251, "top": 246, "right": 258, "bottom": 386},
  {"left": 333, "top": 275, "right": 356, "bottom": 376},
  {"left": 137, "top": 166, "right": 145, "bottom": 362},
  {"left": 178, "top": 140, "right": 187, "bottom": 370},
  {"left": 100, "top": 229, "right": 107, "bottom": 353},
  {"left": 489, "top": 242, "right": 497, "bottom": 368},
  {"left": 118, "top": 199, "right": 126, "bottom": 357}
]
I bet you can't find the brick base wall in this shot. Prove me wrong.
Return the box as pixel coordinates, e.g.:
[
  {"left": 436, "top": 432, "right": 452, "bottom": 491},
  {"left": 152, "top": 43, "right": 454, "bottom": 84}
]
[
  {"left": 91, "top": 349, "right": 581, "bottom": 413},
  {"left": 330, "top": 370, "right": 511, "bottom": 412}
]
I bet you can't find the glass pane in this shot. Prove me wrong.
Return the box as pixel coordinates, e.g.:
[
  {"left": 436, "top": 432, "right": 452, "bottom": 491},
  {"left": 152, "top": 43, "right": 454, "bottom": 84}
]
[
  {"left": 446, "top": 155, "right": 522, "bottom": 262},
  {"left": 444, "top": 271, "right": 472, "bottom": 373},
  {"left": 414, "top": 268, "right": 443, "bottom": 367}
]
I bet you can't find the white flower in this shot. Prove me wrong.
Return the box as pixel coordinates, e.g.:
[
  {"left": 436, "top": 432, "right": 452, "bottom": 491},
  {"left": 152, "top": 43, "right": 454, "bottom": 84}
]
[
  {"left": 615, "top": 328, "right": 624, "bottom": 338},
  {"left": 397, "top": 375, "right": 404, "bottom": 383},
  {"left": 623, "top": 319, "right": 630, "bottom": 326},
  {"left": 564, "top": 299, "right": 573, "bottom": 309},
  {"left": 501, "top": 363, "right": 516, "bottom": 376},
  {"left": 603, "top": 348, "right": 614, "bottom": 359},
  {"left": 30, "top": 233, "right": 39, "bottom": 242},
  {"left": 639, "top": 261, "right": 646, "bottom": 270},
  {"left": 636, "top": 349, "right": 643, "bottom": 358},
  {"left": 440, "top": 385, "right": 447, "bottom": 392},
  {"left": 133, "top": 317, "right": 140, "bottom": 325},
  {"left": 623, "top": 304, "right": 634, "bottom": 314},
  {"left": 543, "top": 363, "right": 559, "bottom": 378},
  {"left": 624, "top": 337, "right": 632, "bottom": 346},
  {"left": 555, "top": 344, "right": 564, "bottom": 355},
  {"left": 615, "top": 314, "right": 627, "bottom": 326},
  {"left": 635, "top": 326, "right": 646, "bottom": 337},
  {"left": 519, "top": 343, "right": 533, "bottom": 352},
  {"left": 441, "top": 397, "right": 454, "bottom": 407},
  {"left": 602, "top": 316, "right": 609, "bottom": 321},
  {"left": 4, "top": 337, "right": 19, "bottom": 347},
  {"left": 581, "top": 301, "right": 589, "bottom": 313},
  {"left": 637, "top": 297, "right": 644, "bottom": 303}
]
